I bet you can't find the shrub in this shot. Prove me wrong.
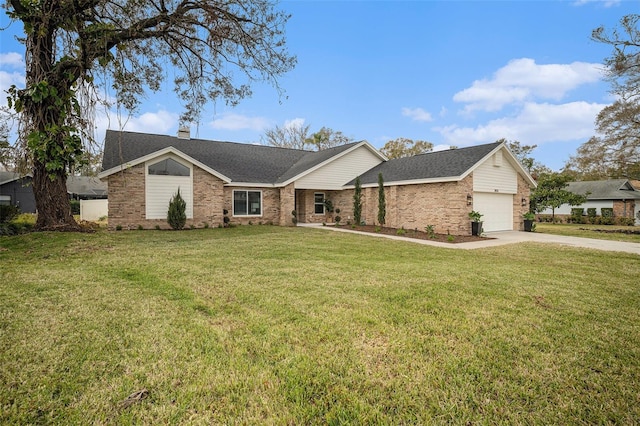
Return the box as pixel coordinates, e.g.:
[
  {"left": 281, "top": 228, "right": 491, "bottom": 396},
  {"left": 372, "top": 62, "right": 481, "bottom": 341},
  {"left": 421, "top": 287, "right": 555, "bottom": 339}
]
[
  {"left": 601, "top": 208, "right": 614, "bottom": 225},
  {"left": 115, "top": 225, "right": 123, "bottom": 231},
  {"left": 396, "top": 227, "right": 406, "bottom": 236},
  {"left": 617, "top": 217, "right": 635, "bottom": 226},
  {"left": 0, "top": 204, "right": 20, "bottom": 223},
  {"left": 203, "top": 222, "right": 209, "bottom": 229},
  {"left": 570, "top": 208, "right": 584, "bottom": 224},
  {"left": 447, "top": 235, "right": 455, "bottom": 242},
  {"left": 291, "top": 210, "right": 297, "bottom": 225},
  {"left": 425, "top": 225, "right": 436, "bottom": 239},
  {"left": 353, "top": 176, "right": 362, "bottom": 225},
  {"left": 167, "top": 189, "right": 187, "bottom": 230},
  {"left": 377, "top": 173, "right": 386, "bottom": 225},
  {"left": 334, "top": 215, "right": 341, "bottom": 225},
  {"left": 137, "top": 224, "right": 144, "bottom": 230},
  {"left": 155, "top": 225, "right": 161, "bottom": 230},
  {"left": 69, "top": 199, "right": 80, "bottom": 215}
]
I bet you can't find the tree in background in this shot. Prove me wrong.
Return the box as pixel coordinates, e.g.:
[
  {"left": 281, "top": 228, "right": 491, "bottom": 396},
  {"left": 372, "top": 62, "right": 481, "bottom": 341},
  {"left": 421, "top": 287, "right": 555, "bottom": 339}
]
[
  {"left": 502, "top": 139, "right": 551, "bottom": 180},
  {"left": 5, "top": 0, "right": 295, "bottom": 230},
  {"left": 380, "top": 137, "right": 433, "bottom": 159},
  {"left": 530, "top": 173, "right": 588, "bottom": 220},
  {"left": 261, "top": 121, "right": 310, "bottom": 150},
  {"left": 262, "top": 125, "right": 354, "bottom": 151},
  {"left": 568, "top": 14, "right": 640, "bottom": 180},
  {"left": 377, "top": 173, "right": 386, "bottom": 225},
  {"left": 306, "top": 127, "right": 354, "bottom": 151},
  {"left": 353, "top": 176, "right": 362, "bottom": 225}
]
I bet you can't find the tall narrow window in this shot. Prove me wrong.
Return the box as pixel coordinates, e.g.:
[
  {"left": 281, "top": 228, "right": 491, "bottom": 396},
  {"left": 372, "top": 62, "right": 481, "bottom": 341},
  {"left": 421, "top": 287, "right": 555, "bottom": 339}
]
[
  {"left": 314, "top": 192, "right": 325, "bottom": 215},
  {"left": 233, "top": 190, "right": 262, "bottom": 216}
]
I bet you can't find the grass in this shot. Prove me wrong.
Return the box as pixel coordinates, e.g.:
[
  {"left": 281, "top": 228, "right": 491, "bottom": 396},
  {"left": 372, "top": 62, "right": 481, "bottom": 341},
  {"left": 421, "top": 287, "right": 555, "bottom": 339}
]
[
  {"left": 1, "top": 226, "right": 639, "bottom": 424},
  {"left": 536, "top": 222, "right": 640, "bottom": 243}
]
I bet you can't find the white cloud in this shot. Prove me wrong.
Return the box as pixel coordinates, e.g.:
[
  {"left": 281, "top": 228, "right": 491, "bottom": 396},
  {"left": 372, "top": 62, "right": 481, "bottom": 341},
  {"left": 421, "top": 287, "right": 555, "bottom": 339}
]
[
  {"left": 453, "top": 58, "right": 603, "bottom": 112},
  {"left": 0, "top": 52, "right": 24, "bottom": 69},
  {"left": 573, "top": 0, "right": 620, "bottom": 7},
  {"left": 93, "top": 109, "right": 179, "bottom": 142},
  {"left": 283, "top": 117, "right": 306, "bottom": 130},
  {"left": 436, "top": 101, "right": 607, "bottom": 145},
  {"left": 210, "top": 112, "right": 269, "bottom": 131},
  {"left": 401, "top": 107, "right": 433, "bottom": 122}
]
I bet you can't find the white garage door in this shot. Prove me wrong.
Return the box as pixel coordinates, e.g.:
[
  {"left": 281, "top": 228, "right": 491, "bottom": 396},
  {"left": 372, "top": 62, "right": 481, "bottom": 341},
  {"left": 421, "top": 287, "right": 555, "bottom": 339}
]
[{"left": 473, "top": 192, "right": 513, "bottom": 232}]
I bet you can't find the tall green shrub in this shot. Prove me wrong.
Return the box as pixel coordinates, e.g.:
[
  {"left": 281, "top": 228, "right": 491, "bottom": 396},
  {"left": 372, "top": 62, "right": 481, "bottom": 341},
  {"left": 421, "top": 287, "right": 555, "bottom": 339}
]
[
  {"left": 377, "top": 173, "right": 386, "bottom": 225},
  {"left": 353, "top": 176, "right": 362, "bottom": 225},
  {"left": 167, "top": 188, "right": 187, "bottom": 230}
]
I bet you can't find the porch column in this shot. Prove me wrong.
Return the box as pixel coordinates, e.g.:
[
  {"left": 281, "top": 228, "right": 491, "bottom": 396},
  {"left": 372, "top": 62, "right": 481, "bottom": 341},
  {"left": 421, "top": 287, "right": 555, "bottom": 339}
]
[{"left": 279, "top": 183, "right": 296, "bottom": 226}]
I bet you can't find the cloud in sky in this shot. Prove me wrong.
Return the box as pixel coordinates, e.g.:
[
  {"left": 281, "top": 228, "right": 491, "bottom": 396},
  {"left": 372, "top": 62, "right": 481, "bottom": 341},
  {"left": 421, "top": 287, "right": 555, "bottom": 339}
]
[
  {"left": 401, "top": 107, "right": 433, "bottom": 122},
  {"left": 210, "top": 113, "right": 269, "bottom": 131},
  {"left": 572, "top": 0, "right": 620, "bottom": 7},
  {"left": 453, "top": 58, "right": 603, "bottom": 112},
  {"left": 95, "top": 109, "right": 178, "bottom": 142},
  {"left": 0, "top": 52, "right": 24, "bottom": 69},
  {"left": 436, "top": 101, "right": 606, "bottom": 145}
]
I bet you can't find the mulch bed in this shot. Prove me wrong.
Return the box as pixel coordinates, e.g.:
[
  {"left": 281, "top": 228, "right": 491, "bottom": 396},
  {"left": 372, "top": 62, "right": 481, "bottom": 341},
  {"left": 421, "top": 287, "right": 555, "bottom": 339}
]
[
  {"left": 334, "top": 225, "right": 491, "bottom": 244},
  {"left": 579, "top": 227, "right": 640, "bottom": 235}
]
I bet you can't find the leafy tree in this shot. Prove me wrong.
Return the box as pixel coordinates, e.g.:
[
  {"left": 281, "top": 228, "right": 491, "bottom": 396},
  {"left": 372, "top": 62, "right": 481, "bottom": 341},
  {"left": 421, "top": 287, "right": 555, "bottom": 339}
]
[
  {"left": 5, "top": 0, "right": 295, "bottom": 230},
  {"left": 377, "top": 173, "right": 385, "bottom": 225},
  {"left": 261, "top": 121, "right": 310, "bottom": 150},
  {"left": 305, "top": 127, "right": 354, "bottom": 151},
  {"left": 353, "top": 176, "right": 362, "bottom": 225},
  {"left": 530, "top": 173, "right": 588, "bottom": 220},
  {"left": 502, "top": 139, "right": 551, "bottom": 180},
  {"left": 167, "top": 189, "right": 187, "bottom": 230},
  {"left": 569, "top": 14, "right": 640, "bottom": 180},
  {"left": 380, "top": 137, "right": 433, "bottom": 159}
]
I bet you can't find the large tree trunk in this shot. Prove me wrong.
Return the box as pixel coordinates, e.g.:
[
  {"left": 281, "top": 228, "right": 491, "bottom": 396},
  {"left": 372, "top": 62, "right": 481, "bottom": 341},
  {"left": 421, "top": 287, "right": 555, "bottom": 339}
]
[{"left": 32, "top": 160, "right": 80, "bottom": 231}]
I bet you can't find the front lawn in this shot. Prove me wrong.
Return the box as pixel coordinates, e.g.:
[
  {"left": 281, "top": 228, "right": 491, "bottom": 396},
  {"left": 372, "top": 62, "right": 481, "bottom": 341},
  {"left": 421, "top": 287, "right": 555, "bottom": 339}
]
[
  {"left": 535, "top": 222, "right": 640, "bottom": 243},
  {"left": 1, "top": 226, "right": 639, "bottom": 424}
]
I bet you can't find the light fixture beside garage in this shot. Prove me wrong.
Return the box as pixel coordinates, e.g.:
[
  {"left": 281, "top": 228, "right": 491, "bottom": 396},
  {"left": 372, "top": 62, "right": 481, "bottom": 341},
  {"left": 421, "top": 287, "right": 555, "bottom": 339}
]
[
  {"left": 522, "top": 197, "right": 527, "bottom": 206},
  {"left": 467, "top": 194, "right": 473, "bottom": 206}
]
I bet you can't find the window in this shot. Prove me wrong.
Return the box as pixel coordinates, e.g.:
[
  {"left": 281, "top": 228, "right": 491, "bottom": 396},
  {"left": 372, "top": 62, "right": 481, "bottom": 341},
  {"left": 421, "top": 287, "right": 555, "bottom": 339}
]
[
  {"left": 314, "top": 192, "right": 325, "bottom": 215},
  {"left": 0, "top": 195, "right": 10, "bottom": 206},
  {"left": 148, "top": 158, "right": 190, "bottom": 176},
  {"left": 233, "top": 190, "right": 262, "bottom": 216}
]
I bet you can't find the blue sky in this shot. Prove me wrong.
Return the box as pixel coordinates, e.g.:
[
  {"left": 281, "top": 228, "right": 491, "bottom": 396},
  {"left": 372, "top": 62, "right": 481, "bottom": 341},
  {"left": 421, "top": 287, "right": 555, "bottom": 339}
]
[{"left": 0, "top": 0, "right": 637, "bottom": 171}]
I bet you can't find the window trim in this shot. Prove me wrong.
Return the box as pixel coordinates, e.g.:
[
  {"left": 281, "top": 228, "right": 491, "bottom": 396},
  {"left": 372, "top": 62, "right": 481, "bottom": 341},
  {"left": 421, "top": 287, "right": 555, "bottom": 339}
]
[
  {"left": 147, "top": 157, "right": 191, "bottom": 176},
  {"left": 233, "top": 189, "right": 263, "bottom": 217},
  {"left": 314, "top": 192, "right": 325, "bottom": 215}
]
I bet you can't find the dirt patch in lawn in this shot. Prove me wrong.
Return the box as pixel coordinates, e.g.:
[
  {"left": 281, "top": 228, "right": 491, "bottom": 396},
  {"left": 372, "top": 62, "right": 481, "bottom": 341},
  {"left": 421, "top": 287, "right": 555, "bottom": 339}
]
[{"left": 335, "top": 225, "right": 492, "bottom": 244}]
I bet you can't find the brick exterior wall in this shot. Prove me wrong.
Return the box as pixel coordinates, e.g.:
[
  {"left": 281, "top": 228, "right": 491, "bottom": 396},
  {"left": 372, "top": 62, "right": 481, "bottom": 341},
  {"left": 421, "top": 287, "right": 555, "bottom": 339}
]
[
  {"left": 106, "top": 164, "right": 225, "bottom": 230},
  {"left": 223, "top": 187, "right": 281, "bottom": 226},
  {"left": 106, "top": 163, "right": 532, "bottom": 234},
  {"left": 613, "top": 200, "right": 636, "bottom": 218}
]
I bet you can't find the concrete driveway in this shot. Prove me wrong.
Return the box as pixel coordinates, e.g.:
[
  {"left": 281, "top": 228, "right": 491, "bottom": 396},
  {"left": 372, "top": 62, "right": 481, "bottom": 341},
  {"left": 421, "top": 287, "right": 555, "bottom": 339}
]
[{"left": 314, "top": 225, "right": 640, "bottom": 255}]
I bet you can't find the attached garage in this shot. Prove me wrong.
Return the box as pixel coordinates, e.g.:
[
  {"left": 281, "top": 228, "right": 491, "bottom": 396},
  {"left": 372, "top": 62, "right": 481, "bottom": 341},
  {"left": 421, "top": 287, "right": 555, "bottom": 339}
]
[{"left": 473, "top": 192, "right": 513, "bottom": 232}]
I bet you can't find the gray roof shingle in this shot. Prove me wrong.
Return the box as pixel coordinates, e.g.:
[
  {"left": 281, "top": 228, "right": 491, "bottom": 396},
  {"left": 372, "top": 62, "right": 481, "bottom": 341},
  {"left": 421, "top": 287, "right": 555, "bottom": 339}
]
[
  {"left": 568, "top": 180, "right": 640, "bottom": 200},
  {"left": 102, "top": 130, "right": 312, "bottom": 183},
  {"left": 352, "top": 142, "right": 502, "bottom": 185}
]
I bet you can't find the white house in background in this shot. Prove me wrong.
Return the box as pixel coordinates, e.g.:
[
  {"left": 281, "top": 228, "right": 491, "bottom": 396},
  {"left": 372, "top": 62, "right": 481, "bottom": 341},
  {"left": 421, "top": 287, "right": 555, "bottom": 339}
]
[{"left": 540, "top": 179, "right": 640, "bottom": 225}]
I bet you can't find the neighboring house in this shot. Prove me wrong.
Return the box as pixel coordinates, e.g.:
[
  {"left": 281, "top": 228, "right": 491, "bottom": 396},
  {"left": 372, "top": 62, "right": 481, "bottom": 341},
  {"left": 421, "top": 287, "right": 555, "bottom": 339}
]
[
  {"left": 66, "top": 176, "right": 108, "bottom": 200},
  {"left": 98, "top": 130, "right": 536, "bottom": 234},
  {"left": 0, "top": 172, "right": 107, "bottom": 213},
  {"left": 541, "top": 179, "right": 640, "bottom": 225},
  {"left": 0, "top": 172, "right": 36, "bottom": 213}
]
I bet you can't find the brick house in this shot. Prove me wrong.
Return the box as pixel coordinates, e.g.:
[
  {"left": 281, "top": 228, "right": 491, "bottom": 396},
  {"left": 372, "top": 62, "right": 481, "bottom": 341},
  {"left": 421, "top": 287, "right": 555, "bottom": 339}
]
[
  {"left": 540, "top": 179, "right": 640, "bottom": 225},
  {"left": 98, "top": 130, "right": 536, "bottom": 234}
]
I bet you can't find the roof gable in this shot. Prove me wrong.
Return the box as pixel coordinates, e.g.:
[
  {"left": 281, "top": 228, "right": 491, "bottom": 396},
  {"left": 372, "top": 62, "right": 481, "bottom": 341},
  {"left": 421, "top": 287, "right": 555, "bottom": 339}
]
[
  {"left": 100, "top": 130, "right": 310, "bottom": 183},
  {"left": 568, "top": 179, "right": 640, "bottom": 200},
  {"left": 353, "top": 142, "right": 527, "bottom": 186}
]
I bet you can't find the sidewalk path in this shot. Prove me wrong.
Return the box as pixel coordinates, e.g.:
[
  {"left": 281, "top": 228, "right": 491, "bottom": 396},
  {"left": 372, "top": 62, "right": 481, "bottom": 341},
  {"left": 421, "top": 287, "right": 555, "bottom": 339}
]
[{"left": 310, "top": 225, "right": 640, "bottom": 255}]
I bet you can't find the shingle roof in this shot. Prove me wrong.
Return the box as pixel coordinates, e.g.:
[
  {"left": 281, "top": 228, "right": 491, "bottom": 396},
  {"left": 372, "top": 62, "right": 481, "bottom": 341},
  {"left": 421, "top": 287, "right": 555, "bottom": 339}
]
[
  {"left": 66, "top": 176, "right": 107, "bottom": 197},
  {"left": 102, "top": 130, "right": 312, "bottom": 183},
  {"left": 568, "top": 179, "right": 640, "bottom": 200},
  {"left": 353, "top": 142, "right": 502, "bottom": 185}
]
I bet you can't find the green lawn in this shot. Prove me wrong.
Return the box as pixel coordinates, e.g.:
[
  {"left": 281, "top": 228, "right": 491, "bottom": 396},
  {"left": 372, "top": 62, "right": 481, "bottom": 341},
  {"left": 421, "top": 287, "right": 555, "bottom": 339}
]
[
  {"left": 535, "top": 222, "right": 640, "bottom": 243},
  {"left": 1, "top": 226, "right": 639, "bottom": 424}
]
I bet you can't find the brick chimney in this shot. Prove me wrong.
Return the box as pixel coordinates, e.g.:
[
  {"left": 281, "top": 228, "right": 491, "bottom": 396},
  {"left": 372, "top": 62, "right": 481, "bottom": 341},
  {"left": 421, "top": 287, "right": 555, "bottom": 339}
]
[{"left": 177, "top": 126, "right": 190, "bottom": 139}]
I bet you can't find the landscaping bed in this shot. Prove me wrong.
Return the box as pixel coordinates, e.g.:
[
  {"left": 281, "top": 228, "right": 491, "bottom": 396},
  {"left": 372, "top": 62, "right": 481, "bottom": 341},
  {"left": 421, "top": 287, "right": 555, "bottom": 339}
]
[{"left": 336, "top": 224, "right": 491, "bottom": 243}]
